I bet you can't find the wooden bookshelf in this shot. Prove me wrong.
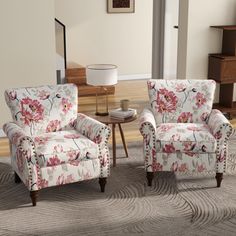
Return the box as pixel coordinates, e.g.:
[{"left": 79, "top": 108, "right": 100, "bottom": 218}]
[{"left": 208, "top": 25, "right": 236, "bottom": 118}]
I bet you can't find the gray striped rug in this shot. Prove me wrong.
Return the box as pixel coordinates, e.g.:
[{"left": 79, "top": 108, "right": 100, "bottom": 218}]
[{"left": 0, "top": 137, "right": 236, "bottom": 236}]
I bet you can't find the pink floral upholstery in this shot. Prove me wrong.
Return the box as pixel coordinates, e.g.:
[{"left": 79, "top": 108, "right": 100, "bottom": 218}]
[
  {"left": 5, "top": 84, "right": 78, "bottom": 135},
  {"left": 33, "top": 130, "right": 99, "bottom": 168},
  {"left": 156, "top": 123, "right": 216, "bottom": 154},
  {"left": 3, "top": 84, "right": 111, "bottom": 205},
  {"left": 147, "top": 79, "right": 216, "bottom": 124},
  {"left": 140, "top": 79, "right": 233, "bottom": 186}
]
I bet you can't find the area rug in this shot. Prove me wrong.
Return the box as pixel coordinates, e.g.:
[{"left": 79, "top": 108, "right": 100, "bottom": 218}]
[{"left": 0, "top": 138, "right": 236, "bottom": 236}]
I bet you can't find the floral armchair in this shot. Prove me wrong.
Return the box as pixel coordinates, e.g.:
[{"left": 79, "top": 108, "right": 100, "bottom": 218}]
[
  {"left": 3, "top": 84, "right": 111, "bottom": 206},
  {"left": 139, "top": 79, "right": 233, "bottom": 187}
]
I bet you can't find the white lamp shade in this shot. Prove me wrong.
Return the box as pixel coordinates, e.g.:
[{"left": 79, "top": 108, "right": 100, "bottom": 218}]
[{"left": 86, "top": 64, "right": 118, "bottom": 86}]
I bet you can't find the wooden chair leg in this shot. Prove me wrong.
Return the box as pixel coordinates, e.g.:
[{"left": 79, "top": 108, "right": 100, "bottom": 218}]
[
  {"left": 30, "top": 191, "right": 39, "bottom": 206},
  {"left": 215, "top": 173, "right": 223, "bottom": 187},
  {"left": 99, "top": 178, "right": 107, "bottom": 192},
  {"left": 147, "top": 172, "right": 154, "bottom": 186},
  {"left": 14, "top": 172, "right": 21, "bottom": 183}
]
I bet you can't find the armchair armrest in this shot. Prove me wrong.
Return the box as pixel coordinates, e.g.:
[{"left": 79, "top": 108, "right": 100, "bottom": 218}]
[
  {"left": 75, "top": 113, "right": 111, "bottom": 178},
  {"left": 207, "top": 109, "right": 233, "bottom": 172},
  {"left": 208, "top": 109, "right": 233, "bottom": 141},
  {"left": 75, "top": 113, "right": 111, "bottom": 144},
  {"left": 139, "top": 108, "right": 157, "bottom": 137},
  {"left": 139, "top": 109, "right": 157, "bottom": 172},
  {"left": 3, "top": 122, "right": 40, "bottom": 191},
  {"left": 3, "top": 122, "right": 33, "bottom": 146}
]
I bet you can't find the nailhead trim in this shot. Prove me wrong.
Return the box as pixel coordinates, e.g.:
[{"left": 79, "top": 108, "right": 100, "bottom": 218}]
[{"left": 18, "top": 137, "right": 41, "bottom": 191}]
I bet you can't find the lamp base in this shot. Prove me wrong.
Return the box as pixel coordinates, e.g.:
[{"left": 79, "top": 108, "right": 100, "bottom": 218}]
[{"left": 95, "top": 111, "right": 109, "bottom": 116}]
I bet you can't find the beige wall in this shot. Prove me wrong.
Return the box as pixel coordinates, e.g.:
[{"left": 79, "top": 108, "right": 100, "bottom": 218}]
[
  {"left": 186, "top": 0, "right": 236, "bottom": 79},
  {"left": 181, "top": 0, "right": 236, "bottom": 101},
  {"left": 55, "top": 0, "right": 153, "bottom": 76},
  {"left": 177, "top": 0, "right": 189, "bottom": 79},
  {"left": 0, "top": 0, "right": 56, "bottom": 127}
]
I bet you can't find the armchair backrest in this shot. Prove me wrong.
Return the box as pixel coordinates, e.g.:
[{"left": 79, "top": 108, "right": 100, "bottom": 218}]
[
  {"left": 5, "top": 84, "right": 78, "bottom": 135},
  {"left": 147, "top": 79, "right": 216, "bottom": 124}
]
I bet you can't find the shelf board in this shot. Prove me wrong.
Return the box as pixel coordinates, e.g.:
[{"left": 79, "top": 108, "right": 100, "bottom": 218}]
[
  {"left": 209, "top": 79, "right": 236, "bottom": 84},
  {"left": 209, "top": 53, "right": 236, "bottom": 60},
  {"left": 213, "top": 102, "right": 236, "bottom": 113},
  {"left": 210, "top": 25, "right": 236, "bottom": 30}
]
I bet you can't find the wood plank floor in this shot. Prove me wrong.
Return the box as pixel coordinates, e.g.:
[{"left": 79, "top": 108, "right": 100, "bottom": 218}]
[{"left": 1, "top": 79, "right": 236, "bottom": 157}]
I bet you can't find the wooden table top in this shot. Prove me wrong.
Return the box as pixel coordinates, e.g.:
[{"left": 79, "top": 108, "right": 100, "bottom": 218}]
[{"left": 91, "top": 114, "right": 137, "bottom": 125}]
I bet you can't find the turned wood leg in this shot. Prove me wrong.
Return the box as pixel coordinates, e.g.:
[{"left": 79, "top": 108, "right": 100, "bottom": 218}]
[
  {"left": 215, "top": 173, "right": 223, "bottom": 187},
  {"left": 118, "top": 123, "right": 128, "bottom": 157},
  {"left": 147, "top": 172, "right": 154, "bottom": 187},
  {"left": 99, "top": 178, "right": 107, "bottom": 192},
  {"left": 112, "top": 124, "right": 116, "bottom": 167},
  {"left": 30, "top": 191, "right": 39, "bottom": 206},
  {"left": 14, "top": 172, "right": 21, "bottom": 183}
]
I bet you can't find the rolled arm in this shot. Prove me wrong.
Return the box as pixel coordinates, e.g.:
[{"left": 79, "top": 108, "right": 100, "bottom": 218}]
[
  {"left": 207, "top": 109, "right": 233, "bottom": 172},
  {"left": 3, "top": 122, "right": 40, "bottom": 191},
  {"left": 3, "top": 122, "right": 32, "bottom": 146},
  {"left": 139, "top": 109, "right": 157, "bottom": 172},
  {"left": 139, "top": 108, "right": 157, "bottom": 136},
  {"left": 75, "top": 113, "right": 111, "bottom": 144},
  {"left": 208, "top": 109, "right": 233, "bottom": 141},
  {"left": 75, "top": 114, "right": 111, "bottom": 178}
]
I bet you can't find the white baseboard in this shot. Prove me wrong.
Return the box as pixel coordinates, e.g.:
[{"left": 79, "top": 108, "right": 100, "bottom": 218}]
[
  {"left": 0, "top": 129, "right": 6, "bottom": 138},
  {"left": 118, "top": 74, "right": 151, "bottom": 81}
]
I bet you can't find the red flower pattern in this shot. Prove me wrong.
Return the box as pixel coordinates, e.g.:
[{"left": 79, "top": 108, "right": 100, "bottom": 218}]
[
  {"left": 20, "top": 97, "right": 44, "bottom": 125},
  {"left": 47, "top": 155, "right": 61, "bottom": 167},
  {"left": 34, "top": 136, "right": 49, "bottom": 145},
  {"left": 67, "top": 150, "right": 78, "bottom": 161},
  {"left": 38, "top": 90, "right": 50, "bottom": 100},
  {"left": 64, "top": 134, "right": 81, "bottom": 139},
  {"left": 159, "top": 124, "right": 174, "bottom": 132},
  {"left": 171, "top": 134, "right": 180, "bottom": 141},
  {"left": 214, "top": 130, "right": 222, "bottom": 139},
  {"left": 157, "top": 88, "right": 178, "bottom": 113},
  {"left": 38, "top": 179, "right": 49, "bottom": 188},
  {"left": 175, "top": 83, "right": 186, "bottom": 92},
  {"left": 16, "top": 149, "right": 24, "bottom": 173},
  {"left": 93, "top": 135, "right": 102, "bottom": 144},
  {"left": 69, "top": 160, "right": 81, "bottom": 166},
  {"left": 183, "top": 141, "right": 195, "bottom": 152},
  {"left": 197, "top": 164, "right": 206, "bottom": 172},
  {"left": 53, "top": 144, "right": 64, "bottom": 153},
  {"left": 200, "top": 112, "right": 209, "bottom": 122},
  {"left": 56, "top": 174, "right": 75, "bottom": 185},
  {"left": 196, "top": 92, "right": 206, "bottom": 108},
  {"left": 61, "top": 98, "right": 72, "bottom": 114},
  {"left": 153, "top": 162, "right": 163, "bottom": 171},
  {"left": 187, "top": 125, "right": 202, "bottom": 132},
  {"left": 163, "top": 143, "right": 175, "bottom": 153},
  {"left": 178, "top": 163, "right": 188, "bottom": 172},
  {"left": 46, "top": 120, "right": 61, "bottom": 132},
  {"left": 177, "top": 112, "right": 193, "bottom": 123}
]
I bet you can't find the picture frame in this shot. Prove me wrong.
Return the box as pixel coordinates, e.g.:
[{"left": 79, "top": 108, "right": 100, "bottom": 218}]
[{"left": 107, "top": 0, "right": 135, "bottom": 13}]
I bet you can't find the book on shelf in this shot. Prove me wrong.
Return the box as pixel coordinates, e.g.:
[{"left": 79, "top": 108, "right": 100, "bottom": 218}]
[{"left": 109, "top": 108, "right": 137, "bottom": 120}]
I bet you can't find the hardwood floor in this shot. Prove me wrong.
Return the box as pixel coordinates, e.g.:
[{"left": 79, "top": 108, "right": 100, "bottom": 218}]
[{"left": 1, "top": 79, "right": 236, "bottom": 157}]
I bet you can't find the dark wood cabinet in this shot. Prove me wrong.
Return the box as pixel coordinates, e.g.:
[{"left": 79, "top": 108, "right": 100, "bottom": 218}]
[{"left": 208, "top": 25, "right": 236, "bottom": 118}]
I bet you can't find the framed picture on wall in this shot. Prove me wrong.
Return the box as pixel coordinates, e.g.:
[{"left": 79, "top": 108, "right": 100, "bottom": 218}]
[{"left": 107, "top": 0, "right": 135, "bottom": 13}]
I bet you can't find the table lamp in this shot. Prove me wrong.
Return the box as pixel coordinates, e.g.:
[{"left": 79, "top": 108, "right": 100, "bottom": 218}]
[{"left": 86, "top": 64, "right": 118, "bottom": 116}]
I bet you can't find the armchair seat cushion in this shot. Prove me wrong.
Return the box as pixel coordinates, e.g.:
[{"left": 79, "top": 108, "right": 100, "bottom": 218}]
[
  {"left": 33, "top": 130, "right": 99, "bottom": 167},
  {"left": 156, "top": 123, "right": 216, "bottom": 154}
]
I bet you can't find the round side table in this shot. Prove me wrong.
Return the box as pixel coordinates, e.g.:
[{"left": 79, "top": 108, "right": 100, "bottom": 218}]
[{"left": 92, "top": 115, "right": 137, "bottom": 167}]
